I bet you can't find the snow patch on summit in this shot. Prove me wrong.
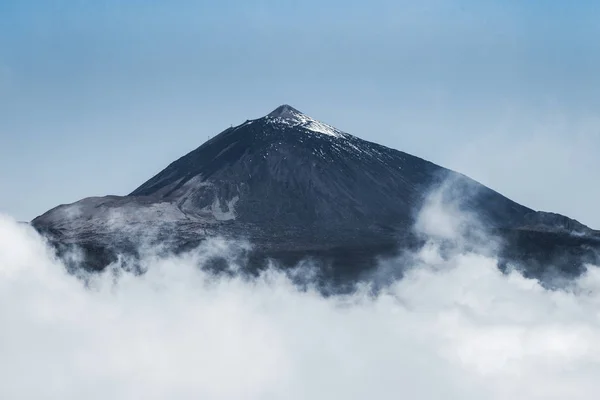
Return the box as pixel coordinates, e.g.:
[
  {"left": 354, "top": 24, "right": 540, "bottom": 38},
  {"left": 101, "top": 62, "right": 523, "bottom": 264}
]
[{"left": 266, "top": 105, "right": 344, "bottom": 138}]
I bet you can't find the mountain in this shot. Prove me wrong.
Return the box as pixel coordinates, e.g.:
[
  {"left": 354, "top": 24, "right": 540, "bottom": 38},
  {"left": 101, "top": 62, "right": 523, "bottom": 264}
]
[{"left": 32, "top": 105, "right": 600, "bottom": 287}]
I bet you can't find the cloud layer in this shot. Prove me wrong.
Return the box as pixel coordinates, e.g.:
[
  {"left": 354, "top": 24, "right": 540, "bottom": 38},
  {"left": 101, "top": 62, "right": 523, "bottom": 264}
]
[{"left": 1, "top": 212, "right": 600, "bottom": 399}]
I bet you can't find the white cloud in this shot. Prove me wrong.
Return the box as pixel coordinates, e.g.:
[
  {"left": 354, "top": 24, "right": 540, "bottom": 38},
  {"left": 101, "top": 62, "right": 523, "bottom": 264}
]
[{"left": 1, "top": 211, "right": 600, "bottom": 399}]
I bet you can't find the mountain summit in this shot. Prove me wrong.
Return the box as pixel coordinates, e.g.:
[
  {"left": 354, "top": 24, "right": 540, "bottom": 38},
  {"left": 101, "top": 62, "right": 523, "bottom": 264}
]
[
  {"left": 33, "top": 105, "right": 600, "bottom": 287},
  {"left": 267, "top": 104, "right": 303, "bottom": 119}
]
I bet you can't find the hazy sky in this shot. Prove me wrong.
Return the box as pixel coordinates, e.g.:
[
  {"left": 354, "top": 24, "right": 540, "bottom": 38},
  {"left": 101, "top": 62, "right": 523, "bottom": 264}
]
[{"left": 1, "top": 0, "right": 599, "bottom": 227}]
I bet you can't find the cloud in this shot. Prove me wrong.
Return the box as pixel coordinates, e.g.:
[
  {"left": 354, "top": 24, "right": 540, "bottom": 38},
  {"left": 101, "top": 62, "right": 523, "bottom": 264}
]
[{"left": 1, "top": 208, "right": 600, "bottom": 399}]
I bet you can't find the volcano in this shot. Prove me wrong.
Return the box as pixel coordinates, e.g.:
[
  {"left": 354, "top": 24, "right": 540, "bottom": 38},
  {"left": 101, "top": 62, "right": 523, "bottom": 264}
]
[{"left": 33, "top": 105, "right": 600, "bottom": 286}]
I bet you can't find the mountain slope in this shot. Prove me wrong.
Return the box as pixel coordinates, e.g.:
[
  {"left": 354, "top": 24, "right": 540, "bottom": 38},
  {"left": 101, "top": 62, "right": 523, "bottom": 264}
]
[{"left": 32, "top": 105, "right": 600, "bottom": 285}]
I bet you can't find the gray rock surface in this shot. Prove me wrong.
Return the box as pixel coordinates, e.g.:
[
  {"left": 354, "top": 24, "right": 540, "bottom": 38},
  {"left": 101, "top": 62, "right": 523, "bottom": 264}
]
[{"left": 33, "top": 105, "right": 600, "bottom": 286}]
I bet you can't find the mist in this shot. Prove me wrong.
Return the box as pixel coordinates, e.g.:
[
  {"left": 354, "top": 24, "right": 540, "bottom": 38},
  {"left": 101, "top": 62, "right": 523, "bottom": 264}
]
[{"left": 2, "top": 191, "right": 600, "bottom": 399}]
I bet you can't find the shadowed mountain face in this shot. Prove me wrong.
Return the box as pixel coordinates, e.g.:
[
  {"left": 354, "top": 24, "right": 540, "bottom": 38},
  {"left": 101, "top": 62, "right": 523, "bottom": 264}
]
[{"left": 32, "top": 105, "right": 600, "bottom": 287}]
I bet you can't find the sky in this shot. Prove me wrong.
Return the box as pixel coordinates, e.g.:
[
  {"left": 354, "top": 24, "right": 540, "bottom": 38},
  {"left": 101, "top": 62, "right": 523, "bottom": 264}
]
[{"left": 1, "top": 0, "right": 600, "bottom": 227}]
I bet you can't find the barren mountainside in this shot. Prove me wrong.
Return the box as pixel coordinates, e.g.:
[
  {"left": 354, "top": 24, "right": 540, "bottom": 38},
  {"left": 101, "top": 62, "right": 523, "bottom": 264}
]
[{"left": 33, "top": 105, "right": 600, "bottom": 286}]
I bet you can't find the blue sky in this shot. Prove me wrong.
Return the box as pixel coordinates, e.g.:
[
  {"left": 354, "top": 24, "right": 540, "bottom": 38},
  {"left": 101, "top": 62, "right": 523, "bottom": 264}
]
[{"left": 1, "top": 0, "right": 600, "bottom": 226}]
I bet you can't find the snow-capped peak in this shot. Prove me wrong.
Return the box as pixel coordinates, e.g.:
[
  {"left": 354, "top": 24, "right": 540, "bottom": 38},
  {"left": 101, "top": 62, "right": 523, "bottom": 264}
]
[
  {"left": 265, "top": 105, "right": 344, "bottom": 138},
  {"left": 267, "top": 104, "right": 304, "bottom": 119}
]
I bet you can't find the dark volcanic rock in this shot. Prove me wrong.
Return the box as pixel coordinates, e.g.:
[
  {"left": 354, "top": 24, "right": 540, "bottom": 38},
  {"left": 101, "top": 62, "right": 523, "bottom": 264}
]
[{"left": 32, "top": 105, "right": 600, "bottom": 286}]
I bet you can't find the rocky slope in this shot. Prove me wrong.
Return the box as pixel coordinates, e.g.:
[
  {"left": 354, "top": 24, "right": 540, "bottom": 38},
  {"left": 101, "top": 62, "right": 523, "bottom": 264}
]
[{"left": 33, "top": 105, "right": 600, "bottom": 286}]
